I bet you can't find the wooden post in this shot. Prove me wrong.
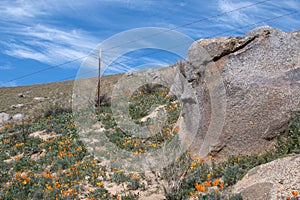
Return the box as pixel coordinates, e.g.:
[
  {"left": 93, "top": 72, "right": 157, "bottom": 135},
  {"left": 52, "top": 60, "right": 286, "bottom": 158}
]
[{"left": 97, "top": 49, "right": 101, "bottom": 113}]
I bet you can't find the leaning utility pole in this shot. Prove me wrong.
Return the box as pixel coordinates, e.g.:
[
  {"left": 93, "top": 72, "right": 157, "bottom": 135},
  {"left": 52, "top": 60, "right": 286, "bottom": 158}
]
[{"left": 97, "top": 48, "right": 101, "bottom": 113}]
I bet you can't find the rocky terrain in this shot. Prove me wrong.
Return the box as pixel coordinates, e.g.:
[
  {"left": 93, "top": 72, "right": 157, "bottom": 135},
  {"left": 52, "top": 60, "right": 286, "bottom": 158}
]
[
  {"left": 0, "top": 26, "right": 299, "bottom": 199},
  {"left": 182, "top": 26, "right": 299, "bottom": 158}
]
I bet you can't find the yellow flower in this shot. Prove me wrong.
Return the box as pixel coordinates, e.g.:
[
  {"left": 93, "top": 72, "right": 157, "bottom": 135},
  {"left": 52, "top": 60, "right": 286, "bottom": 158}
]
[
  {"left": 21, "top": 173, "right": 27, "bottom": 179},
  {"left": 214, "top": 179, "right": 221, "bottom": 186},
  {"left": 189, "top": 191, "right": 196, "bottom": 198},
  {"left": 96, "top": 182, "right": 103, "bottom": 187},
  {"left": 219, "top": 183, "right": 224, "bottom": 190},
  {"left": 257, "top": 153, "right": 262, "bottom": 158},
  {"left": 152, "top": 143, "right": 157, "bottom": 148},
  {"left": 54, "top": 182, "right": 61, "bottom": 188},
  {"left": 173, "top": 126, "right": 179, "bottom": 133},
  {"left": 133, "top": 173, "right": 138, "bottom": 180},
  {"left": 291, "top": 190, "right": 298, "bottom": 196},
  {"left": 204, "top": 180, "right": 211, "bottom": 187},
  {"left": 215, "top": 188, "right": 219, "bottom": 195},
  {"left": 190, "top": 162, "right": 197, "bottom": 169},
  {"left": 207, "top": 173, "right": 211, "bottom": 179},
  {"left": 103, "top": 193, "right": 107, "bottom": 198},
  {"left": 45, "top": 184, "right": 52, "bottom": 190},
  {"left": 76, "top": 147, "right": 82, "bottom": 151},
  {"left": 43, "top": 173, "right": 53, "bottom": 179},
  {"left": 15, "top": 142, "right": 24, "bottom": 147},
  {"left": 195, "top": 183, "right": 205, "bottom": 193},
  {"left": 15, "top": 173, "right": 21, "bottom": 178},
  {"left": 237, "top": 157, "right": 241, "bottom": 163}
]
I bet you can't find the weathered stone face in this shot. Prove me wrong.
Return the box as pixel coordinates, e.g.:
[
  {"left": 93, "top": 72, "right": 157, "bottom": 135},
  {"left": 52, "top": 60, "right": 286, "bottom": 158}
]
[
  {"left": 184, "top": 26, "right": 300, "bottom": 158},
  {"left": 233, "top": 155, "right": 300, "bottom": 199}
]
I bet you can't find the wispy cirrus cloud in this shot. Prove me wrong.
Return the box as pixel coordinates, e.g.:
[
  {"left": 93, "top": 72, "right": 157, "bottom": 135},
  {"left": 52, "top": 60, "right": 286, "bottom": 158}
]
[
  {"left": 0, "top": 1, "right": 44, "bottom": 19},
  {"left": 0, "top": 1, "right": 101, "bottom": 68},
  {"left": 0, "top": 0, "right": 299, "bottom": 87},
  {"left": 218, "top": 0, "right": 252, "bottom": 25},
  {"left": 1, "top": 24, "right": 99, "bottom": 67},
  {"left": 3, "top": 43, "right": 49, "bottom": 63},
  {"left": 0, "top": 65, "right": 13, "bottom": 70},
  {"left": 215, "top": 0, "right": 300, "bottom": 35}
]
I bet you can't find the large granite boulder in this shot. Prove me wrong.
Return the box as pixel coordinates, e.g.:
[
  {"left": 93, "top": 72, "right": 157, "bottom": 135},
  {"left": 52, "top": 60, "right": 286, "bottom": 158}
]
[
  {"left": 233, "top": 155, "right": 300, "bottom": 200},
  {"left": 183, "top": 26, "right": 300, "bottom": 158}
]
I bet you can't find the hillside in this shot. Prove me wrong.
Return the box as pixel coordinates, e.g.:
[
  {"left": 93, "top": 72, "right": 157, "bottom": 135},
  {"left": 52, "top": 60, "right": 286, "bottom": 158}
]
[
  {"left": 0, "top": 73, "right": 122, "bottom": 117},
  {"left": 0, "top": 26, "right": 299, "bottom": 200}
]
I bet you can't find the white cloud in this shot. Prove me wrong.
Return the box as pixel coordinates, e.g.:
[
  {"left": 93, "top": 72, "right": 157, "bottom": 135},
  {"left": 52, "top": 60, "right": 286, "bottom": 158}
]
[
  {"left": 217, "top": 0, "right": 253, "bottom": 25},
  {"left": 4, "top": 43, "right": 49, "bottom": 63},
  {"left": 0, "top": 0, "right": 44, "bottom": 20},
  {"left": 1, "top": 24, "right": 100, "bottom": 67},
  {"left": 215, "top": 0, "right": 300, "bottom": 36},
  {"left": 22, "top": 25, "right": 96, "bottom": 49},
  {"left": 0, "top": 65, "right": 12, "bottom": 70},
  {"left": 0, "top": 1, "right": 102, "bottom": 68},
  {"left": 0, "top": 0, "right": 299, "bottom": 74}
]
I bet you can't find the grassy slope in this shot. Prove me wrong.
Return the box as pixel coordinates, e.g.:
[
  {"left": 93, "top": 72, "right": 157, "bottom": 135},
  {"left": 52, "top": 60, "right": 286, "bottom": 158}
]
[
  {"left": 0, "top": 65, "right": 174, "bottom": 117},
  {"left": 0, "top": 73, "right": 122, "bottom": 116}
]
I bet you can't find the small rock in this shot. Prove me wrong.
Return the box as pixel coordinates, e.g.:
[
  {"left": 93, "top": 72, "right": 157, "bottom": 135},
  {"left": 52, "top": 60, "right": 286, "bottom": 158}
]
[
  {"left": 4, "top": 153, "right": 24, "bottom": 163},
  {"left": 12, "top": 113, "right": 24, "bottom": 121},
  {"left": 11, "top": 104, "right": 24, "bottom": 109},
  {"left": 140, "top": 105, "right": 166, "bottom": 122},
  {"left": 0, "top": 112, "right": 11, "bottom": 124},
  {"left": 18, "top": 93, "right": 24, "bottom": 98},
  {"left": 33, "top": 97, "right": 45, "bottom": 102},
  {"left": 29, "top": 130, "right": 62, "bottom": 141}
]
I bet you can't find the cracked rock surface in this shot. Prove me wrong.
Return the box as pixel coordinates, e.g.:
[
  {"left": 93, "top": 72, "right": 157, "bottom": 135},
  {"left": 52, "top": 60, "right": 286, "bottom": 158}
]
[{"left": 183, "top": 26, "right": 300, "bottom": 158}]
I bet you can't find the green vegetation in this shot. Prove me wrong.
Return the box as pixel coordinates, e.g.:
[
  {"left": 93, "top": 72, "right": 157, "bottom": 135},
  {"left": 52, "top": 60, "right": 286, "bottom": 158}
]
[{"left": 0, "top": 82, "right": 299, "bottom": 199}]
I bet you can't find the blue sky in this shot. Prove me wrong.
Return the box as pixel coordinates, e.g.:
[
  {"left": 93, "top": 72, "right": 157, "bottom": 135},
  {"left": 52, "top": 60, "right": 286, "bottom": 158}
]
[{"left": 0, "top": 0, "right": 299, "bottom": 87}]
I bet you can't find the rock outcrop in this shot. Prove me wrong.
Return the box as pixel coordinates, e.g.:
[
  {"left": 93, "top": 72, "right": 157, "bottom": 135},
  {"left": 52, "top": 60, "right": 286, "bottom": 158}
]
[
  {"left": 0, "top": 112, "right": 11, "bottom": 124},
  {"left": 233, "top": 155, "right": 300, "bottom": 199},
  {"left": 182, "top": 26, "right": 300, "bottom": 158}
]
